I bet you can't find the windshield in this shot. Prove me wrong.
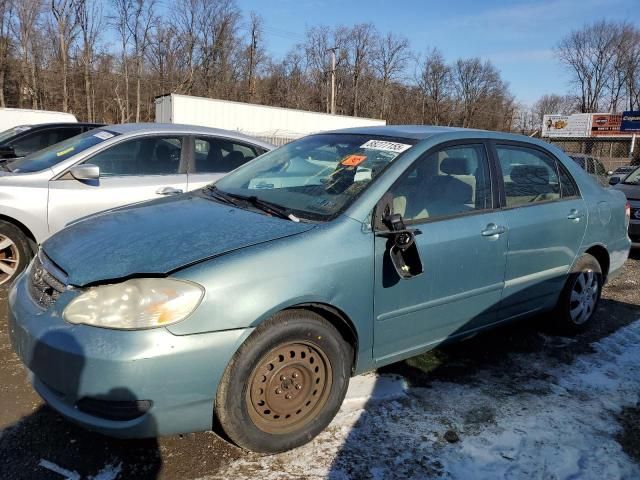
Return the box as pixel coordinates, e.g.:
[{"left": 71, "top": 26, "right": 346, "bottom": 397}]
[
  {"left": 0, "top": 125, "right": 31, "bottom": 144},
  {"left": 214, "top": 133, "right": 417, "bottom": 221},
  {"left": 7, "top": 129, "right": 119, "bottom": 173},
  {"left": 623, "top": 166, "right": 640, "bottom": 185}
]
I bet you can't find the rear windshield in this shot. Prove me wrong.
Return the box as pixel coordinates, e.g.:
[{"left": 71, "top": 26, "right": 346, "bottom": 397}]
[
  {"left": 0, "top": 125, "right": 31, "bottom": 144},
  {"left": 7, "top": 129, "right": 120, "bottom": 173}
]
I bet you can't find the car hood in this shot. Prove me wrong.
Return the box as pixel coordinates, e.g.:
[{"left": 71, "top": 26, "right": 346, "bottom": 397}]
[
  {"left": 43, "top": 192, "right": 316, "bottom": 286},
  {"left": 613, "top": 182, "right": 640, "bottom": 200}
]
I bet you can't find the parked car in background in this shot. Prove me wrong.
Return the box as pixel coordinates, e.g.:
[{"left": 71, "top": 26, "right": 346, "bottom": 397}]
[
  {"left": 608, "top": 165, "right": 636, "bottom": 185},
  {"left": 0, "top": 107, "right": 77, "bottom": 132},
  {"left": 0, "top": 123, "right": 103, "bottom": 160},
  {"left": 0, "top": 123, "right": 273, "bottom": 285},
  {"left": 8, "top": 126, "right": 630, "bottom": 454},
  {"left": 611, "top": 165, "right": 640, "bottom": 246},
  {"left": 568, "top": 153, "right": 608, "bottom": 186}
]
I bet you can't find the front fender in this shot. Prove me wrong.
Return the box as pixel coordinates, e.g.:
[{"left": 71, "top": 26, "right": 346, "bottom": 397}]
[{"left": 169, "top": 216, "right": 375, "bottom": 373}]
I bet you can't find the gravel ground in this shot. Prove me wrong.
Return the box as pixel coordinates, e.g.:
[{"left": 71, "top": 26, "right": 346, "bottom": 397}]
[{"left": 0, "top": 250, "right": 638, "bottom": 479}]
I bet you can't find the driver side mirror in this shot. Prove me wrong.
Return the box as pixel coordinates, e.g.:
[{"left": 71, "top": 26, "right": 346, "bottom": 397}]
[
  {"left": 69, "top": 164, "right": 100, "bottom": 181},
  {"left": 608, "top": 176, "right": 621, "bottom": 186},
  {"left": 374, "top": 194, "right": 423, "bottom": 279}
]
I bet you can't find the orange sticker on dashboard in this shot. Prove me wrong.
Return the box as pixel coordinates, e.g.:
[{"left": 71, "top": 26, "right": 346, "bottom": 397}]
[{"left": 341, "top": 155, "right": 367, "bottom": 166}]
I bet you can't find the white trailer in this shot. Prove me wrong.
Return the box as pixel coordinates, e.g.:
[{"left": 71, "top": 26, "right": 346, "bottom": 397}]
[
  {"left": 0, "top": 108, "right": 77, "bottom": 132},
  {"left": 155, "top": 94, "right": 386, "bottom": 145}
]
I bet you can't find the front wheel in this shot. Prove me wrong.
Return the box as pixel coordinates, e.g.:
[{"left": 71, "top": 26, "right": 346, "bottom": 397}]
[
  {"left": 554, "top": 253, "right": 602, "bottom": 334},
  {"left": 0, "top": 220, "right": 33, "bottom": 287},
  {"left": 215, "top": 310, "right": 352, "bottom": 453}
]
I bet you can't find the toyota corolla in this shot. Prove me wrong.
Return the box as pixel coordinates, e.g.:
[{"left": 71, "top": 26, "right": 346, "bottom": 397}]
[{"left": 8, "top": 126, "right": 631, "bottom": 453}]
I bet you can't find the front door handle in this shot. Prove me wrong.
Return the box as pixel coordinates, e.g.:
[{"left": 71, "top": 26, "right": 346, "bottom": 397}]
[
  {"left": 481, "top": 223, "right": 506, "bottom": 237},
  {"left": 156, "top": 186, "right": 183, "bottom": 195},
  {"left": 567, "top": 209, "right": 582, "bottom": 221}
]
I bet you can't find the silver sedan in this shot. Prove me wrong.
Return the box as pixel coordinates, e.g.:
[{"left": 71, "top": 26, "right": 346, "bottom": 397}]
[{"left": 0, "top": 123, "right": 274, "bottom": 285}]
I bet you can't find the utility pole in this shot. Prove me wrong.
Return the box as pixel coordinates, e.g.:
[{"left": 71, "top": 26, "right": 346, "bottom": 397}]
[{"left": 327, "top": 47, "right": 337, "bottom": 115}]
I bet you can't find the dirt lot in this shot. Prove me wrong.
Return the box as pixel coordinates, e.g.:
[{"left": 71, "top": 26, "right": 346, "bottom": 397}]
[{"left": 0, "top": 251, "right": 639, "bottom": 479}]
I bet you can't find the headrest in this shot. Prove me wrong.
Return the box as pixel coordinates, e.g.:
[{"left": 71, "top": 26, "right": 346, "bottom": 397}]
[
  {"left": 510, "top": 165, "right": 549, "bottom": 185},
  {"left": 207, "top": 147, "right": 223, "bottom": 162},
  {"left": 440, "top": 157, "right": 471, "bottom": 175},
  {"left": 227, "top": 151, "right": 245, "bottom": 164},
  {"left": 155, "top": 143, "right": 171, "bottom": 160}
]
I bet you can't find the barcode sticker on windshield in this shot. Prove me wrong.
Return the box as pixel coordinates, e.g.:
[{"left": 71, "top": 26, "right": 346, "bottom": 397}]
[
  {"left": 360, "top": 140, "right": 412, "bottom": 154},
  {"left": 93, "top": 131, "right": 114, "bottom": 140}
]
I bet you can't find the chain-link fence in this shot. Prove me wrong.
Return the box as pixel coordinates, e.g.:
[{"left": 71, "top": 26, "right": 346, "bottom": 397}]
[{"left": 541, "top": 137, "right": 638, "bottom": 173}]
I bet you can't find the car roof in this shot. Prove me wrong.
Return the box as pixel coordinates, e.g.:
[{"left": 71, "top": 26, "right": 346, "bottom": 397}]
[
  {"left": 12, "top": 122, "right": 104, "bottom": 129},
  {"left": 323, "top": 125, "right": 468, "bottom": 140},
  {"left": 103, "top": 122, "right": 275, "bottom": 149},
  {"left": 322, "top": 124, "right": 547, "bottom": 144}
]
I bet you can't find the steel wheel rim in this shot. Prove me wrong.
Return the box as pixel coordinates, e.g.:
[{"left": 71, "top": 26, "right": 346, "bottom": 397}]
[
  {"left": 0, "top": 234, "right": 19, "bottom": 285},
  {"left": 569, "top": 269, "right": 599, "bottom": 325},
  {"left": 246, "top": 341, "right": 333, "bottom": 435}
]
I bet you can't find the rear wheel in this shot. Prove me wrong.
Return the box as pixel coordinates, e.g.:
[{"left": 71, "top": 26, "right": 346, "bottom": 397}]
[
  {"left": 0, "top": 220, "right": 33, "bottom": 286},
  {"left": 554, "top": 253, "right": 602, "bottom": 334},
  {"left": 215, "top": 310, "right": 352, "bottom": 453}
]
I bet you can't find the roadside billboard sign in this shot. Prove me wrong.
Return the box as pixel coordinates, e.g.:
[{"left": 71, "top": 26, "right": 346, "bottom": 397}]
[
  {"left": 591, "top": 113, "right": 624, "bottom": 136},
  {"left": 542, "top": 113, "right": 591, "bottom": 137},
  {"left": 621, "top": 111, "right": 640, "bottom": 133}
]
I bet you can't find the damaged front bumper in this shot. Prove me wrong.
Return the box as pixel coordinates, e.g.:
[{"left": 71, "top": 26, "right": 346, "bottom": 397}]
[{"left": 8, "top": 270, "right": 253, "bottom": 438}]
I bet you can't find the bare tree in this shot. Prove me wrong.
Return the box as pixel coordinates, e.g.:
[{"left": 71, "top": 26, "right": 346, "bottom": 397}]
[
  {"left": 531, "top": 93, "right": 578, "bottom": 126},
  {"left": 416, "top": 47, "right": 451, "bottom": 125},
  {"left": 12, "top": 0, "right": 43, "bottom": 108},
  {"left": 556, "top": 21, "right": 621, "bottom": 113},
  {"left": 347, "top": 23, "right": 376, "bottom": 117},
  {"left": 50, "top": 0, "right": 77, "bottom": 112},
  {"left": 241, "top": 12, "right": 264, "bottom": 102},
  {"left": 0, "top": 0, "right": 13, "bottom": 107},
  {"left": 75, "top": 0, "right": 102, "bottom": 121},
  {"left": 452, "top": 58, "right": 503, "bottom": 128},
  {"left": 373, "top": 32, "right": 409, "bottom": 118}
]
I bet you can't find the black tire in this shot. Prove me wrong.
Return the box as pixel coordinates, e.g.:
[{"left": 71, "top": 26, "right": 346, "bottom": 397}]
[
  {"left": 0, "top": 220, "right": 33, "bottom": 287},
  {"left": 215, "top": 310, "right": 352, "bottom": 453},
  {"left": 554, "top": 253, "right": 602, "bottom": 334}
]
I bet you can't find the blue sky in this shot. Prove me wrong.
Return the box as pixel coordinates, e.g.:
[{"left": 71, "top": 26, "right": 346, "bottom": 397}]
[{"left": 238, "top": 0, "right": 639, "bottom": 106}]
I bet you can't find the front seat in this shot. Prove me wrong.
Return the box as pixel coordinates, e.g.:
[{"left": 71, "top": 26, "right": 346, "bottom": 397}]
[
  {"left": 425, "top": 157, "right": 474, "bottom": 217},
  {"left": 219, "top": 151, "right": 246, "bottom": 172}
]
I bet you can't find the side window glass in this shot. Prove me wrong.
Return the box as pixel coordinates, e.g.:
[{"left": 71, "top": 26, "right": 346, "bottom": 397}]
[
  {"left": 10, "top": 131, "right": 52, "bottom": 157},
  {"left": 497, "top": 145, "right": 560, "bottom": 207},
  {"left": 88, "top": 136, "right": 182, "bottom": 177},
  {"left": 390, "top": 144, "right": 492, "bottom": 222},
  {"left": 54, "top": 127, "right": 83, "bottom": 144},
  {"left": 558, "top": 163, "right": 579, "bottom": 197},
  {"left": 194, "top": 137, "right": 257, "bottom": 173}
]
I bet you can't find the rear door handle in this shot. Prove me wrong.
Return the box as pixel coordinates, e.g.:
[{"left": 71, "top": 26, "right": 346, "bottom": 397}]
[
  {"left": 481, "top": 223, "right": 506, "bottom": 237},
  {"left": 567, "top": 209, "right": 582, "bottom": 221},
  {"left": 156, "top": 186, "right": 183, "bottom": 195}
]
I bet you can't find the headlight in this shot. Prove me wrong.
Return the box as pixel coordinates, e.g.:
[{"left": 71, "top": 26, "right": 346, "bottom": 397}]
[{"left": 63, "top": 278, "right": 204, "bottom": 330}]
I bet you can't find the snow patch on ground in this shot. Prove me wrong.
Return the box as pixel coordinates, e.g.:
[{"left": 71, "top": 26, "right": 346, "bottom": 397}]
[{"left": 205, "top": 319, "right": 640, "bottom": 479}]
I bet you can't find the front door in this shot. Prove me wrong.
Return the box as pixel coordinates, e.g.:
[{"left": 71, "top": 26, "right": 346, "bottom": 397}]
[
  {"left": 373, "top": 142, "right": 508, "bottom": 364},
  {"left": 48, "top": 135, "right": 188, "bottom": 234}
]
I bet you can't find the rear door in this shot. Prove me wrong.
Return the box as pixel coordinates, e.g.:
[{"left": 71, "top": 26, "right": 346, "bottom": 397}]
[
  {"left": 187, "top": 136, "right": 266, "bottom": 190},
  {"left": 493, "top": 142, "right": 587, "bottom": 319},
  {"left": 47, "top": 135, "right": 188, "bottom": 233}
]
